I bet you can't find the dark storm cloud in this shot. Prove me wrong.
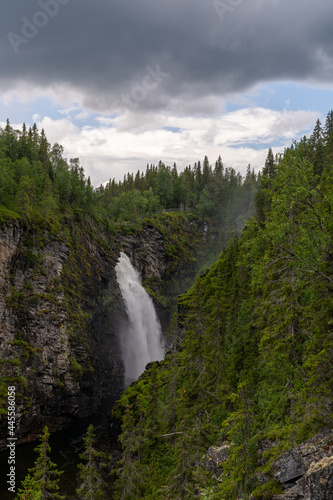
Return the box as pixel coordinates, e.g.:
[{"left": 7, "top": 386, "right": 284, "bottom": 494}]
[{"left": 2, "top": 0, "right": 333, "bottom": 114}]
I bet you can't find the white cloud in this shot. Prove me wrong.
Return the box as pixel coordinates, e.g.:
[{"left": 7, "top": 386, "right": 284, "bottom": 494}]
[
  {"left": 2, "top": 106, "right": 317, "bottom": 186},
  {"left": 23, "top": 107, "right": 315, "bottom": 185},
  {"left": 74, "top": 111, "right": 90, "bottom": 120}
]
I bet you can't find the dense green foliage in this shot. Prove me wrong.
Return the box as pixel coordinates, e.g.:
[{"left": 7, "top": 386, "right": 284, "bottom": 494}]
[{"left": 112, "top": 112, "right": 333, "bottom": 499}]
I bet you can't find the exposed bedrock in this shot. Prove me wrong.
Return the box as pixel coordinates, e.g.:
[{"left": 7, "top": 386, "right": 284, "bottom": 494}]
[{"left": 0, "top": 223, "right": 125, "bottom": 448}]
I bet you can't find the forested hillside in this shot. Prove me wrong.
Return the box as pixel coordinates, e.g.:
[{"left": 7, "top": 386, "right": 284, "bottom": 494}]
[
  {"left": 0, "top": 118, "right": 257, "bottom": 253},
  {"left": 111, "top": 112, "right": 333, "bottom": 499}
]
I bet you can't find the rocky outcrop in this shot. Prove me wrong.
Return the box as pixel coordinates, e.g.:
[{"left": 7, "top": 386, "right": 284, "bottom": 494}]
[
  {"left": 201, "top": 431, "right": 333, "bottom": 499},
  {"left": 271, "top": 430, "right": 333, "bottom": 500},
  {"left": 117, "top": 225, "right": 168, "bottom": 281},
  {"left": 0, "top": 224, "right": 21, "bottom": 281},
  {"left": 0, "top": 224, "right": 21, "bottom": 322},
  {"left": 201, "top": 442, "right": 231, "bottom": 478}
]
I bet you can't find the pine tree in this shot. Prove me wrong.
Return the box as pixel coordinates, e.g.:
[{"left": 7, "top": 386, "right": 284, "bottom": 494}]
[
  {"left": 196, "top": 160, "right": 202, "bottom": 187},
  {"left": 76, "top": 424, "right": 106, "bottom": 500},
  {"left": 19, "top": 426, "right": 64, "bottom": 500},
  {"left": 262, "top": 148, "right": 276, "bottom": 178},
  {"left": 255, "top": 148, "right": 276, "bottom": 224},
  {"left": 172, "top": 162, "right": 178, "bottom": 182},
  {"left": 214, "top": 155, "right": 224, "bottom": 180},
  {"left": 310, "top": 118, "right": 325, "bottom": 176},
  {"left": 218, "top": 384, "right": 257, "bottom": 500},
  {"left": 115, "top": 406, "right": 147, "bottom": 499},
  {"left": 18, "top": 122, "right": 28, "bottom": 159},
  {"left": 202, "top": 155, "right": 211, "bottom": 187},
  {"left": 3, "top": 119, "right": 18, "bottom": 162},
  {"left": 16, "top": 474, "right": 42, "bottom": 499},
  {"left": 324, "top": 110, "right": 333, "bottom": 167}
]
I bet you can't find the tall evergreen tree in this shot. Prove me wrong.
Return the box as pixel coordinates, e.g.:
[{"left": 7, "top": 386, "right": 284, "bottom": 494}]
[
  {"left": 18, "top": 426, "right": 64, "bottom": 500},
  {"left": 262, "top": 147, "right": 276, "bottom": 178},
  {"left": 309, "top": 119, "right": 325, "bottom": 176},
  {"left": 324, "top": 110, "right": 333, "bottom": 167},
  {"left": 202, "top": 155, "right": 211, "bottom": 187},
  {"left": 76, "top": 425, "right": 106, "bottom": 500}
]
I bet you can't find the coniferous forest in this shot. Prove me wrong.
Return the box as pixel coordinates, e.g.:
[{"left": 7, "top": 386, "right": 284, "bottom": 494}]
[
  {"left": 0, "top": 118, "right": 257, "bottom": 236},
  {"left": 0, "top": 112, "right": 333, "bottom": 499}
]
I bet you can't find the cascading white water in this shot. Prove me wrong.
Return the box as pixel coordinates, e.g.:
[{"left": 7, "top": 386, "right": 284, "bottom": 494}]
[{"left": 115, "top": 252, "right": 164, "bottom": 382}]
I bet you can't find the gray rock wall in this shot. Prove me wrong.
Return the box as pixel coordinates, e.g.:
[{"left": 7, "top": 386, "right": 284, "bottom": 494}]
[
  {"left": 0, "top": 223, "right": 125, "bottom": 448},
  {"left": 272, "top": 430, "right": 333, "bottom": 500}
]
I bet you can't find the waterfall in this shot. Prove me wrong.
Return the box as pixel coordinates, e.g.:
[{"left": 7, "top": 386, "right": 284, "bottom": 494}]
[{"left": 115, "top": 252, "right": 164, "bottom": 382}]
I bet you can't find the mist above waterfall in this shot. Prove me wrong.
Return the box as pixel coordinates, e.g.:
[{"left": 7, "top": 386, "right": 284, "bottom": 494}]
[{"left": 115, "top": 252, "right": 164, "bottom": 382}]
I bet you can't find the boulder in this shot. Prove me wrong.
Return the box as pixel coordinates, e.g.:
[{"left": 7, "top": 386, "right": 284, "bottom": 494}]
[
  {"left": 301, "top": 456, "right": 333, "bottom": 500},
  {"left": 271, "top": 430, "right": 333, "bottom": 500},
  {"left": 201, "top": 442, "right": 231, "bottom": 478}
]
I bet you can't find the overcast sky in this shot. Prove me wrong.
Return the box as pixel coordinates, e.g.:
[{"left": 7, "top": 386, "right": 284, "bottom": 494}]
[{"left": 1, "top": 0, "right": 333, "bottom": 184}]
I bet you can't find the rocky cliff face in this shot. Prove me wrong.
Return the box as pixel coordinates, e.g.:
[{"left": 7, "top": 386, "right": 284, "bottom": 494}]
[
  {"left": 116, "top": 225, "right": 168, "bottom": 283},
  {"left": 0, "top": 222, "right": 125, "bottom": 448},
  {"left": 0, "top": 217, "right": 208, "bottom": 449}
]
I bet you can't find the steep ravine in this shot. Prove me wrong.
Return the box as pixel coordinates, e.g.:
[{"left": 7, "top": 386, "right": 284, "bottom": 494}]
[{"left": 0, "top": 215, "right": 209, "bottom": 449}]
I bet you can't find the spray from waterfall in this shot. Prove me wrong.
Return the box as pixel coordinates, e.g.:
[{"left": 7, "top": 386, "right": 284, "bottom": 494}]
[{"left": 115, "top": 252, "right": 164, "bottom": 382}]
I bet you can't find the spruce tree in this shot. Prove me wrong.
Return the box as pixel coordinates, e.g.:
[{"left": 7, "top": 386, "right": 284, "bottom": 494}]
[
  {"left": 255, "top": 148, "right": 276, "bottom": 224},
  {"left": 310, "top": 118, "right": 325, "bottom": 176},
  {"left": 76, "top": 424, "right": 106, "bottom": 500},
  {"left": 16, "top": 474, "right": 42, "bottom": 499},
  {"left": 262, "top": 147, "right": 276, "bottom": 178},
  {"left": 115, "top": 406, "right": 146, "bottom": 498},
  {"left": 214, "top": 155, "right": 223, "bottom": 179},
  {"left": 324, "top": 110, "right": 333, "bottom": 166},
  {"left": 18, "top": 426, "right": 64, "bottom": 500},
  {"left": 202, "top": 155, "right": 211, "bottom": 187},
  {"left": 18, "top": 122, "right": 28, "bottom": 159}
]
